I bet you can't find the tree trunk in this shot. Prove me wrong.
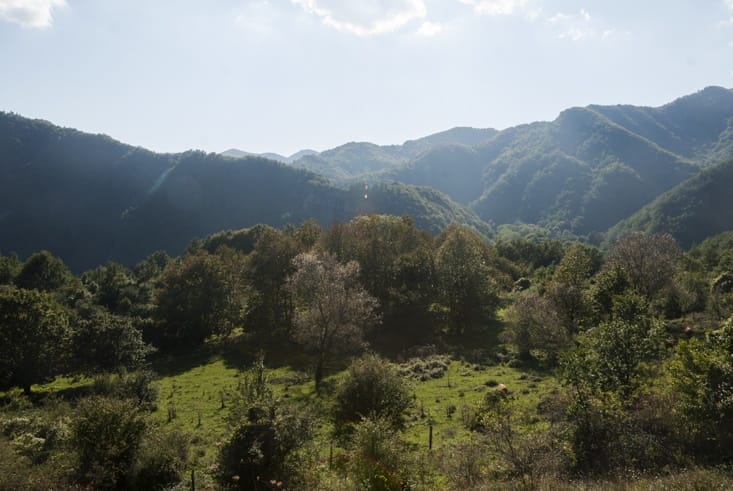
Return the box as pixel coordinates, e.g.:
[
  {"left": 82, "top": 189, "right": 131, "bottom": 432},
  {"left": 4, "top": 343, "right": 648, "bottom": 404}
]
[{"left": 23, "top": 384, "right": 32, "bottom": 396}]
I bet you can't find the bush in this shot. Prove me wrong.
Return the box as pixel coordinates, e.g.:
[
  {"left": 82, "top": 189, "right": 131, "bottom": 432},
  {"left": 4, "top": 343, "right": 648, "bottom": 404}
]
[
  {"left": 335, "top": 354, "right": 412, "bottom": 433},
  {"left": 346, "top": 416, "right": 412, "bottom": 491},
  {"left": 217, "top": 358, "right": 316, "bottom": 490},
  {"left": 71, "top": 396, "right": 147, "bottom": 489},
  {"left": 133, "top": 429, "right": 190, "bottom": 490},
  {"left": 91, "top": 370, "right": 159, "bottom": 407},
  {"left": 398, "top": 355, "right": 450, "bottom": 381}
]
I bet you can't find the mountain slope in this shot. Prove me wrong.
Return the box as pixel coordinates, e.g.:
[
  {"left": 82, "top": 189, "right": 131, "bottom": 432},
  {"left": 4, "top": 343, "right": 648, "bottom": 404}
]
[
  {"left": 604, "top": 159, "right": 733, "bottom": 249},
  {"left": 290, "top": 127, "right": 497, "bottom": 182},
  {"left": 0, "top": 112, "right": 488, "bottom": 271},
  {"left": 219, "top": 148, "right": 318, "bottom": 163},
  {"left": 388, "top": 87, "right": 733, "bottom": 237}
]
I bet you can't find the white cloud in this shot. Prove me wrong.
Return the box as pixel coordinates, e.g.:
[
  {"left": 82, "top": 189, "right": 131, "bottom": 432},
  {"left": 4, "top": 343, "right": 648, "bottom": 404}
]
[
  {"left": 546, "top": 8, "right": 624, "bottom": 42},
  {"left": 459, "top": 0, "right": 526, "bottom": 16},
  {"left": 0, "top": 0, "right": 66, "bottom": 28},
  {"left": 292, "top": 0, "right": 426, "bottom": 36},
  {"left": 416, "top": 21, "right": 442, "bottom": 37},
  {"left": 721, "top": 0, "right": 733, "bottom": 26}
]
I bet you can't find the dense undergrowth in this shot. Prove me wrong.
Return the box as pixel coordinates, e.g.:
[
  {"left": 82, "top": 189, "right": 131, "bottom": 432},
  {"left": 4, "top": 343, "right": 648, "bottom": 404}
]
[{"left": 3, "top": 215, "right": 733, "bottom": 489}]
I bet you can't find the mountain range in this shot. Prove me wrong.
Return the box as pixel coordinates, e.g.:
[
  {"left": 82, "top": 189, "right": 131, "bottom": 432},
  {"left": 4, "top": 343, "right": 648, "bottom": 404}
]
[
  {"left": 228, "top": 86, "right": 733, "bottom": 239},
  {"left": 2, "top": 86, "right": 733, "bottom": 271}
]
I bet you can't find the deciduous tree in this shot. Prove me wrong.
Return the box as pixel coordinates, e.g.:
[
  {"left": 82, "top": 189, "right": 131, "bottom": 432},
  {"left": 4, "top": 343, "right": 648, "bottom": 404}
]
[
  {"left": 287, "top": 252, "right": 379, "bottom": 392},
  {"left": 0, "top": 285, "right": 71, "bottom": 394}
]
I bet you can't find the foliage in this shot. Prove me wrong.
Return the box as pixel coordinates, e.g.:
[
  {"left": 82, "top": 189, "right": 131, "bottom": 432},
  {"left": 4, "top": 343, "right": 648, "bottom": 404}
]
[
  {"left": 668, "top": 317, "right": 733, "bottom": 462},
  {"left": 606, "top": 159, "right": 733, "bottom": 249},
  {"left": 0, "top": 285, "right": 71, "bottom": 394},
  {"left": 14, "top": 250, "right": 75, "bottom": 293},
  {"left": 606, "top": 232, "right": 681, "bottom": 302},
  {"left": 0, "top": 252, "right": 21, "bottom": 285},
  {"left": 503, "top": 291, "right": 570, "bottom": 362},
  {"left": 72, "top": 311, "right": 154, "bottom": 374},
  {"left": 561, "top": 313, "right": 663, "bottom": 398},
  {"left": 546, "top": 243, "right": 599, "bottom": 333},
  {"left": 323, "top": 214, "right": 438, "bottom": 346},
  {"left": 434, "top": 224, "right": 500, "bottom": 336},
  {"left": 132, "top": 428, "right": 190, "bottom": 491},
  {"left": 153, "top": 250, "right": 247, "bottom": 347},
  {"left": 287, "top": 252, "right": 380, "bottom": 392},
  {"left": 334, "top": 354, "right": 412, "bottom": 433},
  {"left": 91, "top": 370, "right": 159, "bottom": 406},
  {"left": 243, "top": 226, "right": 300, "bottom": 339},
  {"left": 344, "top": 416, "right": 413, "bottom": 491},
  {"left": 217, "top": 359, "right": 316, "bottom": 490},
  {"left": 71, "top": 396, "right": 148, "bottom": 489}
]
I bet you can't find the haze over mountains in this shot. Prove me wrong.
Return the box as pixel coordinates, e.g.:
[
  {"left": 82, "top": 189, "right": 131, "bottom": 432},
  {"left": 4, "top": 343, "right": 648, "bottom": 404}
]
[
  {"left": 228, "top": 86, "right": 733, "bottom": 237},
  {"left": 2, "top": 86, "right": 733, "bottom": 271}
]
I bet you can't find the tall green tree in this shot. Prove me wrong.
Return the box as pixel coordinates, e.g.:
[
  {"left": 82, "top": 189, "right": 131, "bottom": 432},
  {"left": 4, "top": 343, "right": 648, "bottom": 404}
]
[
  {"left": 435, "top": 225, "right": 500, "bottom": 337},
  {"left": 244, "top": 226, "right": 299, "bottom": 338},
  {"left": 72, "top": 312, "right": 154, "bottom": 374},
  {"left": 323, "top": 215, "right": 437, "bottom": 344},
  {"left": 546, "top": 243, "right": 599, "bottom": 334},
  {"left": 0, "top": 285, "right": 71, "bottom": 394},
  {"left": 0, "top": 252, "right": 21, "bottom": 285},
  {"left": 14, "top": 250, "right": 74, "bottom": 293},
  {"left": 153, "top": 250, "right": 246, "bottom": 346}
]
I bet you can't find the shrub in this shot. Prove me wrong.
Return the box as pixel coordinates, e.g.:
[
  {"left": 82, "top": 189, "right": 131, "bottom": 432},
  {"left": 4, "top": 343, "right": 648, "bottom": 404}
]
[
  {"left": 133, "top": 429, "right": 190, "bottom": 490},
  {"left": 335, "top": 354, "right": 412, "bottom": 433},
  {"left": 217, "top": 358, "right": 316, "bottom": 490},
  {"left": 71, "top": 396, "right": 147, "bottom": 489},
  {"left": 346, "top": 416, "right": 412, "bottom": 491}
]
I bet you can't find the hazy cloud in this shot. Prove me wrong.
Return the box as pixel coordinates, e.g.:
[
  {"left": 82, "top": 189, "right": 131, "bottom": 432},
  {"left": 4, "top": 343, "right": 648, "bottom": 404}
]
[
  {"left": 546, "top": 8, "right": 624, "bottom": 42},
  {"left": 723, "top": 0, "right": 733, "bottom": 26},
  {"left": 547, "top": 9, "right": 592, "bottom": 41},
  {"left": 0, "top": 0, "right": 66, "bottom": 28},
  {"left": 416, "top": 21, "right": 442, "bottom": 37},
  {"left": 459, "top": 0, "right": 541, "bottom": 21},
  {"left": 291, "top": 0, "right": 426, "bottom": 36}
]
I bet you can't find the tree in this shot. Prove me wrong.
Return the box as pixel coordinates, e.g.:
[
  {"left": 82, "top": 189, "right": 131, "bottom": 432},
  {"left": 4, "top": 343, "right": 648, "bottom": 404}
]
[
  {"left": 153, "top": 250, "right": 246, "bottom": 346},
  {"left": 82, "top": 262, "right": 136, "bottom": 314},
  {"left": 668, "top": 317, "right": 733, "bottom": 461},
  {"left": 72, "top": 312, "right": 154, "bottom": 374},
  {"left": 546, "top": 243, "right": 598, "bottom": 334},
  {"left": 14, "top": 250, "right": 74, "bottom": 292},
  {"left": 323, "top": 215, "right": 438, "bottom": 346},
  {"left": 287, "top": 252, "right": 379, "bottom": 393},
  {"left": 244, "top": 226, "right": 299, "bottom": 338},
  {"left": 606, "top": 233, "right": 681, "bottom": 302},
  {"left": 0, "top": 285, "right": 71, "bottom": 394},
  {"left": 0, "top": 252, "right": 21, "bottom": 284},
  {"left": 435, "top": 225, "right": 500, "bottom": 337},
  {"left": 503, "top": 291, "right": 569, "bottom": 363}
]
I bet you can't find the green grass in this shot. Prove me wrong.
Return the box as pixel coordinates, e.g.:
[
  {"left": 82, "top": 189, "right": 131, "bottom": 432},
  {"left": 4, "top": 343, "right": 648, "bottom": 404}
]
[{"left": 403, "top": 360, "right": 557, "bottom": 448}]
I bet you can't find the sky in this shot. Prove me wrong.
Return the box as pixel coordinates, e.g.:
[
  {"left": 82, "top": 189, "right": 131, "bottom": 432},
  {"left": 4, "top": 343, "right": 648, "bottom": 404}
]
[{"left": 1, "top": 0, "right": 733, "bottom": 156}]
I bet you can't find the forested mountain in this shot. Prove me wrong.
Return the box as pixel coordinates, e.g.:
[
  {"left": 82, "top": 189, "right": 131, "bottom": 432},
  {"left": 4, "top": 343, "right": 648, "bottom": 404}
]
[
  {"left": 285, "top": 126, "right": 497, "bottom": 182},
  {"left": 605, "top": 158, "right": 733, "bottom": 248},
  {"left": 3, "top": 87, "right": 733, "bottom": 272},
  {"left": 234, "top": 86, "right": 733, "bottom": 240},
  {"left": 391, "top": 86, "right": 733, "bottom": 237},
  {"left": 0, "top": 112, "right": 488, "bottom": 271},
  {"left": 220, "top": 148, "right": 318, "bottom": 164}
]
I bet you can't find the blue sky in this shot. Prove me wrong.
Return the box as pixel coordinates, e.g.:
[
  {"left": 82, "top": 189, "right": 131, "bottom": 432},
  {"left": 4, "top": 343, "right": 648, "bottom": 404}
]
[{"left": 1, "top": 0, "right": 732, "bottom": 156}]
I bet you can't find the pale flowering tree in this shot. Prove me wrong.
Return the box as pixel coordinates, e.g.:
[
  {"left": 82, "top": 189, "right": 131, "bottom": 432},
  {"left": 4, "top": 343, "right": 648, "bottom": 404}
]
[
  {"left": 606, "top": 232, "right": 681, "bottom": 302},
  {"left": 287, "top": 252, "right": 379, "bottom": 393}
]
